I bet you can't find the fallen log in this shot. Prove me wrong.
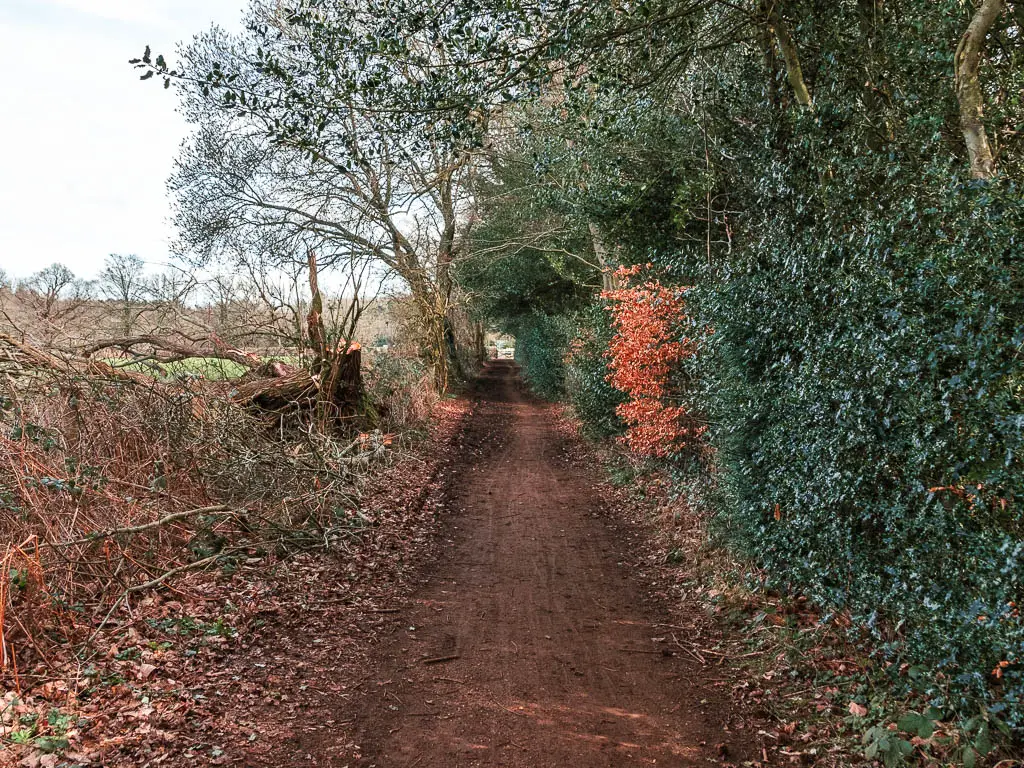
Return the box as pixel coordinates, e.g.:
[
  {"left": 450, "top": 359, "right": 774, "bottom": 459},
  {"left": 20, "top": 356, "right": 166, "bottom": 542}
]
[
  {"left": 80, "top": 334, "right": 297, "bottom": 379},
  {"left": 231, "top": 347, "right": 361, "bottom": 414},
  {"left": 3, "top": 331, "right": 361, "bottom": 417},
  {"left": 231, "top": 368, "right": 320, "bottom": 410}
]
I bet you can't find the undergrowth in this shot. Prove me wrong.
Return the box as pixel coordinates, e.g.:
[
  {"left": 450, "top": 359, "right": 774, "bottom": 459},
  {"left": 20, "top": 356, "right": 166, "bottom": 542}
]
[{"left": 0, "top": 351, "right": 435, "bottom": 703}]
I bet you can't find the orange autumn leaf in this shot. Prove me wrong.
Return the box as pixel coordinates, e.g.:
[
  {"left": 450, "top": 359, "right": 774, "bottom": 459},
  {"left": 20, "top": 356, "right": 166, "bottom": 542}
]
[{"left": 601, "top": 270, "right": 700, "bottom": 457}]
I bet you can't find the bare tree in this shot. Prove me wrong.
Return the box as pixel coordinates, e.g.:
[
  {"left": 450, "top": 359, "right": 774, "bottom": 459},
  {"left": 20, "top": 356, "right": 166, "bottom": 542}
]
[
  {"left": 204, "top": 235, "right": 386, "bottom": 361},
  {"left": 170, "top": 14, "right": 476, "bottom": 392},
  {"left": 204, "top": 272, "right": 241, "bottom": 337},
  {"left": 146, "top": 268, "right": 198, "bottom": 333},
  {"left": 26, "top": 263, "right": 77, "bottom": 316},
  {"left": 19, "top": 263, "right": 92, "bottom": 344},
  {"left": 99, "top": 254, "right": 149, "bottom": 336}
]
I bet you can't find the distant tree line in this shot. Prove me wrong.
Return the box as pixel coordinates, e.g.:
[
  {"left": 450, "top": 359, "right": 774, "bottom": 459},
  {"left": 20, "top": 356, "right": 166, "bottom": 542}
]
[{"left": 0, "top": 254, "right": 399, "bottom": 357}]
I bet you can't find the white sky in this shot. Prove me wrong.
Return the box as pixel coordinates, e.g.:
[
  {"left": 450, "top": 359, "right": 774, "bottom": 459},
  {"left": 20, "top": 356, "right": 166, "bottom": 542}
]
[{"left": 0, "top": 0, "right": 246, "bottom": 281}]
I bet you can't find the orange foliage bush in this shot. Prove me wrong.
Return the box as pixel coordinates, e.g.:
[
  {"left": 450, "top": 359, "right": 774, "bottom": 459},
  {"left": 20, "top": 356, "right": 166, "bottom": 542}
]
[{"left": 602, "top": 266, "right": 705, "bottom": 457}]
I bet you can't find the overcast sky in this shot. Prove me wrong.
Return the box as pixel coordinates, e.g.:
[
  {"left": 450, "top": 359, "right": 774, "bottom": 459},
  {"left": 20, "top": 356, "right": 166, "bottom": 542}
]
[{"left": 0, "top": 0, "right": 246, "bottom": 281}]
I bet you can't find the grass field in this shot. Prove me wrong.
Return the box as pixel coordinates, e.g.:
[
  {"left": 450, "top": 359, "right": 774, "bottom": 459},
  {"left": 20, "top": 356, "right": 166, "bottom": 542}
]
[{"left": 105, "top": 356, "right": 252, "bottom": 380}]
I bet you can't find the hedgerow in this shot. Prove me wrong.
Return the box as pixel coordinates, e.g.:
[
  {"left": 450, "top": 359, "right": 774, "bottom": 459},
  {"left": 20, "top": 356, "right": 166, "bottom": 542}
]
[
  {"left": 510, "top": 312, "right": 571, "bottom": 401},
  {"left": 697, "top": 167, "right": 1024, "bottom": 727},
  {"left": 564, "top": 302, "right": 625, "bottom": 439}
]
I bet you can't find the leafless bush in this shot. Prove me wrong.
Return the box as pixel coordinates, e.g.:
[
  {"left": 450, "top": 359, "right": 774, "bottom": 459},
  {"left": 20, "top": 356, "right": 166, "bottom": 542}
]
[
  {"left": 0, "top": 360, "right": 402, "bottom": 687},
  {"left": 363, "top": 352, "right": 439, "bottom": 432}
]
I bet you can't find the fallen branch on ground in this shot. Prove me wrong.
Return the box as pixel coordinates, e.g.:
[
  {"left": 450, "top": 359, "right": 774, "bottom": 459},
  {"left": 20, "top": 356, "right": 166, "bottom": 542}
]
[
  {"left": 89, "top": 550, "right": 243, "bottom": 642},
  {"left": 48, "top": 504, "right": 234, "bottom": 548},
  {"left": 80, "top": 334, "right": 296, "bottom": 378}
]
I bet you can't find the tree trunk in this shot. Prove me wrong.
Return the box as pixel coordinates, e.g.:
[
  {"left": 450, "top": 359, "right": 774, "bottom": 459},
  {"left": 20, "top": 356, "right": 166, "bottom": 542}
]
[
  {"left": 589, "top": 223, "right": 622, "bottom": 292},
  {"left": 767, "top": 4, "right": 814, "bottom": 110},
  {"left": 427, "top": 308, "right": 449, "bottom": 393},
  {"left": 231, "top": 348, "right": 361, "bottom": 414},
  {"left": 304, "top": 249, "right": 363, "bottom": 426},
  {"left": 306, "top": 249, "right": 329, "bottom": 361},
  {"left": 757, "top": 6, "right": 782, "bottom": 108},
  {"left": 473, "top": 321, "right": 486, "bottom": 365},
  {"left": 858, "top": 0, "right": 892, "bottom": 151},
  {"left": 955, "top": 0, "right": 1003, "bottom": 179}
]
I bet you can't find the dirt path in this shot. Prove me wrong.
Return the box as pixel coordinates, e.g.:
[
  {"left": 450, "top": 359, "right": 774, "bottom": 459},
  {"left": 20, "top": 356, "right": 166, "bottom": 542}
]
[{"left": 324, "top": 361, "right": 752, "bottom": 767}]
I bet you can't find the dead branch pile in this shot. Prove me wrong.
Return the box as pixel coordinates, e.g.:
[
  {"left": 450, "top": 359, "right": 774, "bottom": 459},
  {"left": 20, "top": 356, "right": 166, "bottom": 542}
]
[
  {"left": 0, "top": 351, "right": 391, "bottom": 692},
  {"left": 0, "top": 329, "right": 363, "bottom": 418},
  {"left": 0, "top": 246, "right": 434, "bottom": 691},
  {"left": 3, "top": 248, "right": 365, "bottom": 423}
]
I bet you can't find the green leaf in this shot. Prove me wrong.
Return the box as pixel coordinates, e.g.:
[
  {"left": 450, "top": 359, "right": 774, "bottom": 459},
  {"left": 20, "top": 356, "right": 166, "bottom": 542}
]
[
  {"left": 993, "top": 717, "right": 1011, "bottom": 737},
  {"left": 897, "top": 712, "right": 925, "bottom": 733},
  {"left": 974, "top": 725, "right": 991, "bottom": 755},
  {"left": 897, "top": 711, "right": 934, "bottom": 738},
  {"left": 34, "top": 736, "right": 69, "bottom": 754}
]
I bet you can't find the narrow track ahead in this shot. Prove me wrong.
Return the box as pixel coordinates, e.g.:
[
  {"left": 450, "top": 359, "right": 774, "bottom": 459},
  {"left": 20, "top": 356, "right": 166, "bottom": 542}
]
[{"left": 339, "top": 361, "right": 750, "bottom": 767}]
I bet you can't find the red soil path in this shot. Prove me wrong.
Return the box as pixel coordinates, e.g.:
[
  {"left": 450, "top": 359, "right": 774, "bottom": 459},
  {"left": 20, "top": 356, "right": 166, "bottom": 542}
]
[{"left": 325, "top": 361, "right": 753, "bottom": 767}]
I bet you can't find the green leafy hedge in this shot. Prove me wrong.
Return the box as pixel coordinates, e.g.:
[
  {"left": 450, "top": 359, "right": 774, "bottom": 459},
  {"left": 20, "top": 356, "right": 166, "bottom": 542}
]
[
  {"left": 565, "top": 302, "right": 625, "bottom": 438},
  {"left": 698, "top": 171, "right": 1024, "bottom": 725},
  {"left": 510, "top": 312, "right": 571, "bottom": 401},
  {"left": 466, "top": 0, "right": 1024, "bottom": 734}
]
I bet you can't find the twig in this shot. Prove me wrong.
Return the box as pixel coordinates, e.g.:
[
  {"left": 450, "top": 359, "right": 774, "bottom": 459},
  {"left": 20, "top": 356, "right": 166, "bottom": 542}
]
[
  {"left": 671, "top": 633, "right": 706, "bottom": 664},
  {"left": 88, "top": 551, "right": 234, "bottom": 643},
  {"left": 10, "top": 613, "right": 56, "bottom": 671},
  {"left": 700, "top": 648, "right": 765, "bottom": 659},
  {"left": 490, "top": 698, "right": 529, "bottom": 716},
  {"left": 50, "top": 504, "right": 232, "bottom": 547}
]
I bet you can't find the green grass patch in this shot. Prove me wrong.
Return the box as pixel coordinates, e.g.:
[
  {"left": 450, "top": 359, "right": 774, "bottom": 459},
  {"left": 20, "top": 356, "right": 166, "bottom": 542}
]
[{"left": 104, "top": 357, "right": 258, "bottom": 381}]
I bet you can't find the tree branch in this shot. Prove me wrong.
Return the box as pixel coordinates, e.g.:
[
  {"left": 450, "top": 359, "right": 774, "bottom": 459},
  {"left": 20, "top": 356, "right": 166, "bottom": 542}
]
[{"left": 955, "top": 0, "right": 1003, "bottom": 179}]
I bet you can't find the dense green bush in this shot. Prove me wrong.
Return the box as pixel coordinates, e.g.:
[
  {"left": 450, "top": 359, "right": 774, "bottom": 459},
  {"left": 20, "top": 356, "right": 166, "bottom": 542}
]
[
  {"left": 510, "top": 312, "right": 571, "bottom": 401},
  {"left": 502, "top": 300, "right": 625, "bottom": 438},
  {"left": 698, "top": 171, "right": 1024, "bottom": 724},
  {"left": 671, "top": 3, "right": 1024, "bottom": 726},
  {"left": 565, "top": 302, "right": 625, "bottom": 438}
]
